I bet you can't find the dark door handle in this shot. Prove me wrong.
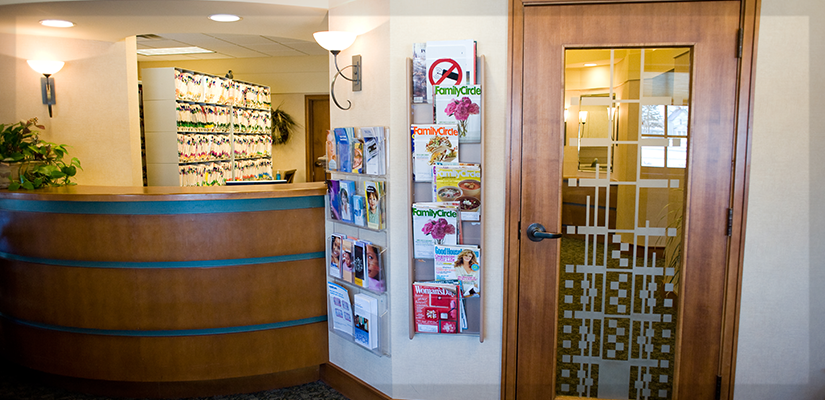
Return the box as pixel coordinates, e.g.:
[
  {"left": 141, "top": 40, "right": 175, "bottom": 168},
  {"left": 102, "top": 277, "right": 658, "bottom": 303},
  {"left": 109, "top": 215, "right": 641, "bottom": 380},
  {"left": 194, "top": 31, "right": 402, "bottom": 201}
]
[{"left": 526, "top": 223, "right": 562, "bottom": 242}]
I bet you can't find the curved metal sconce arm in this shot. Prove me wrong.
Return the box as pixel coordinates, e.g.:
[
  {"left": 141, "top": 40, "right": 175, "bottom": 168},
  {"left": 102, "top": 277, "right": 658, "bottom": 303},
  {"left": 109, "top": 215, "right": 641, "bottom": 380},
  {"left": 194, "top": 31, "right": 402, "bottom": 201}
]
[{"left": 329, "top": 51, "right": 362, "bottom": 111}]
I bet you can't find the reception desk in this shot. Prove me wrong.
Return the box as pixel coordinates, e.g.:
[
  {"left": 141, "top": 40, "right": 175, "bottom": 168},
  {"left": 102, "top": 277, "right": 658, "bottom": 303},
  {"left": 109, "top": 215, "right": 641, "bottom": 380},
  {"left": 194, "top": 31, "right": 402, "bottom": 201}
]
[{"left": 0, "top": 183, "right": 328, "bottom": 397}]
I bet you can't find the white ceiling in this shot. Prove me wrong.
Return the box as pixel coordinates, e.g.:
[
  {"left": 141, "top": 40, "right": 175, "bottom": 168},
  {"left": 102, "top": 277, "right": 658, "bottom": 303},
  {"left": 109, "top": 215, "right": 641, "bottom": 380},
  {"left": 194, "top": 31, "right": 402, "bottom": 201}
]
[
  {"left": 136, "top": 33, "right": 328, "bottom": 61},
  {"left": 0, "top": 0, "right": 331, "bottom": 61}
]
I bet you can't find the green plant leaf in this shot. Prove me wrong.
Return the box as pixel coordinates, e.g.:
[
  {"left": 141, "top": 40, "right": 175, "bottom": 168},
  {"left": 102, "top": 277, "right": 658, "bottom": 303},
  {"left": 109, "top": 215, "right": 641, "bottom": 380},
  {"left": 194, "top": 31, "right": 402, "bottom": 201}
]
[
  {"left": 21, "top": 181, "right": 34, "bottom": 190},
  {"left": 8, "top": 181, "right": 20, "bottom": 190}
]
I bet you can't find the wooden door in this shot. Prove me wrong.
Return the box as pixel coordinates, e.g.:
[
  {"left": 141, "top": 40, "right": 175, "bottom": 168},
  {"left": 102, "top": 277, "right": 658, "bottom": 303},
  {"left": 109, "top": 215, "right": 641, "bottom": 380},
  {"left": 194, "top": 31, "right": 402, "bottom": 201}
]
[
  {"left": 508, "top": 2, "right": 743, "bottom": 399},
  {"left": 306, "top": 95, "right": 330, "bottom": 182}
]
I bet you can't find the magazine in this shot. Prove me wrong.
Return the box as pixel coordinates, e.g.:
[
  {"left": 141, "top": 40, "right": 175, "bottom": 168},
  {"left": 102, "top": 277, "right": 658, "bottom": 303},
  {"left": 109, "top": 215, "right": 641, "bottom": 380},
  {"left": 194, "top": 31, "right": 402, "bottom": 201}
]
[
  {"left": 412, "top": 202, "right": 461, "bottom": 259},
  {"left": 341, "top": 238, "right": 354, "bottom": 283},
  {"left": 434, "top": 244, "right": 481, "bottom": 297},
  {"left": 364, "top": 181, "right": 385, "bottom": 230},
  {"left": 413, "top": 280, "right": 462, "bottom": 334},
  {"left": 339, "top": 180, "right": 356, "bottom": 224},
  {"left": 329, "top": 234, "right": 343, "bottom": 279},
  {"left": 326, "top": 129, "right": 337, "bottom": 171},
  {"left": 334, "top": 127, "right": 353, "bottom": 173},
  {"left": 425, "top": 40, "right": 477, "bottom": 103},
  {"left": 327, "top": 179, "right": 340, "bottom": 221},
  {"left": 365, "top": 243, "right": 385, "bottom": 293},
  {"left": 360, "top": 126, "right": 386, "bottom": 175},
  {"left": 432, "top": 163, "right": 481, "bottom": 221},
  {"left": 353, "top": 241, "right": 366, "bottom": 287},
  {"left": 412, "top": 42, "right": 428, "bottom": 104},
  {"left": 411, "top": 124, "right": 460, "bottom": 182},
  {"left": 327, "top": 281, "right": 353, "bottom": 337},
  {"left": 434, "top": 85, "right": 482, "bottom": 143},
  {"left": 353, "top": 293, "right": 379, "bottom": 349},
  {"left": 352, "top": 139, "right": 364, "bottom": 174},
  {"left": 352, "top": 194, "right": 366, "bottom": 227}
]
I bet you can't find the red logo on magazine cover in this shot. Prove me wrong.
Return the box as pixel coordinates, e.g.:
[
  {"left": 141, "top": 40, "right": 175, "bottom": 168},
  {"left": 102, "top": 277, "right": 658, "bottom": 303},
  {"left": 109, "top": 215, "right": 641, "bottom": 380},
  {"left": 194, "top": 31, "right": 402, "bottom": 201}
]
[{"left": 428, "top": 58, "right": 463, "bottom": 86}]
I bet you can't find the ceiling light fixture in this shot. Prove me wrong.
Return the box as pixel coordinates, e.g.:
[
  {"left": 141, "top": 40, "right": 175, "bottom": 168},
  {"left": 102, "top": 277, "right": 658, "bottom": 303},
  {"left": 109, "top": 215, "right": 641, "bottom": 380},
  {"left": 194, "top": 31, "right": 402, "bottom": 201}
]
[
  {"left": 208, "top": 14, "right": 242, "bottom": 22},
  {"left": 313, "top": 31, "right": 361, "bottom": 111},
  {"left": 137, "top": 47, "right": 215, "bottom": 56},
  {"left": 39, "top": 19, "right": 75, "bottom": 28}
]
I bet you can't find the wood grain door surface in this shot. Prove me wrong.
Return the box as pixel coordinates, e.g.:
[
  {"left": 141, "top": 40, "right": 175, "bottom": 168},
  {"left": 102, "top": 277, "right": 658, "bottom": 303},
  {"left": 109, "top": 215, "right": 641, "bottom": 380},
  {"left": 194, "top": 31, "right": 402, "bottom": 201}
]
[{"left": 515, "top": 2, "right": 741, "bottom": 399}]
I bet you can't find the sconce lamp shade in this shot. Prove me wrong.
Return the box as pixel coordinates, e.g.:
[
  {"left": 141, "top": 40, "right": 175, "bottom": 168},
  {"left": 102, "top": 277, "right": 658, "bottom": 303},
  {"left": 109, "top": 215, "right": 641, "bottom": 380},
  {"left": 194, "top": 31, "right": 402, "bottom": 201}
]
[
  {"left": 27, "top": 60, "right": 64, "bottom": 75},
  {"left": 313, "top": 31, "right": 357, "bottom": 52},
  {"left": 579, "top": 110, "right": 588, "bottom": 123}
]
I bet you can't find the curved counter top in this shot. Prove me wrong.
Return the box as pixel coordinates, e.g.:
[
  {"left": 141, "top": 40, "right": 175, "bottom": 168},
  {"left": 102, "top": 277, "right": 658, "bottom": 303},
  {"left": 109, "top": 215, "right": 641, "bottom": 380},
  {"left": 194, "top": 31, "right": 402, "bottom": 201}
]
[{"left": 0, "top": 182, "right": 329, "bottom": 397}]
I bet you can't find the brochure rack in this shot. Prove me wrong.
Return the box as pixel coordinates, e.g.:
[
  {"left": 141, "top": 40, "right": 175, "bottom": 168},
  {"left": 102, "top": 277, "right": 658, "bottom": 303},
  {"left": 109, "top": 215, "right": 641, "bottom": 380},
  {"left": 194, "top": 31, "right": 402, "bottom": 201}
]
[
  {"left": 407, "top": 55, "right": 486, "bottom": 342},
  {"left": 325, "top": 136, "right": 391, "bottom": 357},
  {"left": 142, "top": 67, "right": 273, "bottom": 186}
]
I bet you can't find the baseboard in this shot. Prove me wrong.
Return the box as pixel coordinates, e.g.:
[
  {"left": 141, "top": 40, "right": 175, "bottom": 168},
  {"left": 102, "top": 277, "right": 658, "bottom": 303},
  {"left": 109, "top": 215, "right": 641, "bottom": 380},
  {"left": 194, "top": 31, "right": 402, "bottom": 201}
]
[
  {"left": 321, "top": 362, "right": 392, "bottom": 400},
  {"left": 29, "top": 365, "right": 321, "bottom": 398}
]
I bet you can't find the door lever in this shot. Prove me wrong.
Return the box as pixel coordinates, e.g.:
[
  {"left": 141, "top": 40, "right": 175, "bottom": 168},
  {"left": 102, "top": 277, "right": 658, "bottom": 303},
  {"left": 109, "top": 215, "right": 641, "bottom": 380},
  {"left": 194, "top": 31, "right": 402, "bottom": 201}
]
[{"left": 526, "top": 223, "right": 562, "bottom": 242}]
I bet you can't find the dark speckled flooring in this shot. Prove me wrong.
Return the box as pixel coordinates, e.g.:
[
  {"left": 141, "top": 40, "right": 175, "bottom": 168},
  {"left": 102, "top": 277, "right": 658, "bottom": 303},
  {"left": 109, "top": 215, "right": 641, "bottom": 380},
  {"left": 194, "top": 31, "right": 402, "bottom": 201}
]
[{"left": 0, "top": 359, "right": 350, "bottom": 400}]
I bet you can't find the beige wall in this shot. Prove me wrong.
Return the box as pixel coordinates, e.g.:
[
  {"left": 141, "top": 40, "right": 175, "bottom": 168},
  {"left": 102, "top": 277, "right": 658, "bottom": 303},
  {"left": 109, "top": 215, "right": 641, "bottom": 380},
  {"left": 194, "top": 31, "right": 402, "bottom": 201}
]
[
  {"left": 0, "top": 33, "right": 142, "bottom": 186},
  {"left": 138, "top": 56, "right": 328, "bottom": 183},
  {"left": 735, "top": 0, "right": 825, "bottom": 398},
  {"left": 327, "top": 1, "right": 507, "bottom": 398}
]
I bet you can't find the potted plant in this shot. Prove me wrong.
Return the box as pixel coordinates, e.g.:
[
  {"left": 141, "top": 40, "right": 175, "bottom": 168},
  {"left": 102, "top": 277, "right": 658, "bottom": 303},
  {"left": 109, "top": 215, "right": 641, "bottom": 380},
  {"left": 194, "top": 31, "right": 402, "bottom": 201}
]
[
  {"left": 271, "top": 105, "right": 299, "bottom": 145},
  {"left": 0, "top": 117, "right": 81, "bottom": 190}
]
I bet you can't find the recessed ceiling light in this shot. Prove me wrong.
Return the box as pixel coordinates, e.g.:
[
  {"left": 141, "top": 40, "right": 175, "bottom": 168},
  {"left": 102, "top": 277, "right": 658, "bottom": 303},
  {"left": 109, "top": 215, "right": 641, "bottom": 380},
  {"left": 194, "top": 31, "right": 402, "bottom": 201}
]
[
  {"left": 208, "top": 14, "right": 242, "bottom": 22},
  {"left": 584, "top": 63, "right": 598, "bottom": 67},
  {"left": 137, "top": 47, "right": 215, "bottom": 56},
  {"left": 40, "top": 19, "right": 75, "bottom": 28}
]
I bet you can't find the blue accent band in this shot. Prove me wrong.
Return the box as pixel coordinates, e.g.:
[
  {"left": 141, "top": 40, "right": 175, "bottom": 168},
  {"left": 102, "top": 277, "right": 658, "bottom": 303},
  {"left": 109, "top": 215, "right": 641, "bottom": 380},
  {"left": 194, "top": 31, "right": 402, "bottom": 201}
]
[
  {"left": 0, "top": 195, "right": 323, "bottom": 215},
  {"left": 0, "top": 313, "right": 328, "bottom": 337},
  {"left": 0, "top": 251, "right": 325, "bottom": 269}
]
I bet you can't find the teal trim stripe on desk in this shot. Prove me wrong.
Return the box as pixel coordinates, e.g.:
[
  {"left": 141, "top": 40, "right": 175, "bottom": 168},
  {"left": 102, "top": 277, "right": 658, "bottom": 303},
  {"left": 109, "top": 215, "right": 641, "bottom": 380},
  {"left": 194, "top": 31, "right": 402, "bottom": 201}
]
[
  {"left": 0, "top": 313, "right": 328, "bottom": 337},
  {"left": 0, "top": 195, "right": 323, "bottom": 215},
  {"left": 0, "top": 251, "right": 325, "bottom": 269}
]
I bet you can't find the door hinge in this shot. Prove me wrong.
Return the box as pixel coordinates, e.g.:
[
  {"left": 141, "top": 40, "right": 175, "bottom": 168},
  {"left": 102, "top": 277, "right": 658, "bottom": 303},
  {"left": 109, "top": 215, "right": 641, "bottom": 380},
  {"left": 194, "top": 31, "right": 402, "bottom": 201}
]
[
  {"left": 736, "top": 29, "right": 744, "bottom": 59},
  {"left": 715, "top": 374, "right": 723, "bottom": 400},
  {"left": 726, "top": 208, "right": 734, "bottom": 236}
]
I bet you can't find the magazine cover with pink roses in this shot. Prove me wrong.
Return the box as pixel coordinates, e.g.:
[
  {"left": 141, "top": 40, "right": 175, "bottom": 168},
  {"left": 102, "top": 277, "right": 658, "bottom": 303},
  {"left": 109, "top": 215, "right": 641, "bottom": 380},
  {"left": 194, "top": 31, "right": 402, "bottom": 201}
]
[
  {"left": 412, "top": 202, "right": 461, "bottom": 259},
  {"left": 434, "top": 85, "right": 482, "bottom": 144}
]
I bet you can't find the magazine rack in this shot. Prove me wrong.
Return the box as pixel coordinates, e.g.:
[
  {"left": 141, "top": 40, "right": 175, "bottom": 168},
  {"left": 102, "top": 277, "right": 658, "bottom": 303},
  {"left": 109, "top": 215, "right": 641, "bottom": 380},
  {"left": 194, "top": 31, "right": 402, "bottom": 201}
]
[
  {"left": 325, "top": 144, "right": 391, "bottom": 357},
  {"left": 407, "top": 56, "right": 486, "bottom": 342}
]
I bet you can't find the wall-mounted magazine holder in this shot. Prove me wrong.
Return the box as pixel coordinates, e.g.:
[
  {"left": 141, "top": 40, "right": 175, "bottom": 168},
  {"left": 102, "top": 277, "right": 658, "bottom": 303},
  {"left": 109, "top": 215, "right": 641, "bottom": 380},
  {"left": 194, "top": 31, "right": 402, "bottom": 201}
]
[
  {"left": 325, "top": 173, "right": 388, "bottom": 233},
  {"left": 325, "top": 229, "right": 390, "bottom": 357},
  {"left": 407, "top": 55, "right": 486, "bottom": 342},
  {"left": 325, "top": 135, "right": 390, "bottom": 357},
  {"left": 327, "top": 282, "right": 391, "bottom": 357}
]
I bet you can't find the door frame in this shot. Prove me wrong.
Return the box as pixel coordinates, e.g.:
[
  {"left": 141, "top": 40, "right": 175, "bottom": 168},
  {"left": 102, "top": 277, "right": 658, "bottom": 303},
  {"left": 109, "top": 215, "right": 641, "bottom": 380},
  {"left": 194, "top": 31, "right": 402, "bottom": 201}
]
[
  {"left": 305, "top": 94, "right": 331, "bottom": 182},
  {"left": 501, "top": 0, "right": 761, "bottom": 399}
]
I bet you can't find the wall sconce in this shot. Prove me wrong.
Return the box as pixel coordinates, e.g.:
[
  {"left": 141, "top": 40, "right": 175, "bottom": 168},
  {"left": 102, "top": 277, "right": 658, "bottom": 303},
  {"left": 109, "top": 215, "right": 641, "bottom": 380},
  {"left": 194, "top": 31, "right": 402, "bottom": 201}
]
[
  {"left": 578, "top": 111, "right": 588, "bottom": 124},
  {"left": 27, "top": 60, "right": 64, "bottom": 118},
  {"left": 313, "top": 31, "right": 361, "bottom": 111}
]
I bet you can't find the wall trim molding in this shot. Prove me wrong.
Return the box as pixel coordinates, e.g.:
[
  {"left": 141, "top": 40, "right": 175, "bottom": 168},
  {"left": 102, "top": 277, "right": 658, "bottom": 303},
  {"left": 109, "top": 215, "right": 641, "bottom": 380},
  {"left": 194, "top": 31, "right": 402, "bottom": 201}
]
[{"left": 321, "top": 362, "right": 392, "bottom": 400}]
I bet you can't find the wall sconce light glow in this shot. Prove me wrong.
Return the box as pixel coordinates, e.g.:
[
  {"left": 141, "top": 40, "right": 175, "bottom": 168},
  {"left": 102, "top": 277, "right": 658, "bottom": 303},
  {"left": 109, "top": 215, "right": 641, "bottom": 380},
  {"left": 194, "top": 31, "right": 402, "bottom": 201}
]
[
  {"left": 313, "top": 31, "right": 357, "bottom": 52},
  {"left": 584, "top": 63, "right": 597, "bottom": 67},
  {"left": 208, "top": 14, "right": 241, "bottom": 22},
  {"left": 27, "top": 60, "right": 64, "bottom": 118},
  {"left": 27, "top": 60, "right": 65, "bottom": 75},
  {"left": 313, "top": 31, "right": 361, "bottom": 111},
  {"left": 579, "top": 111, "right": 588, "bottom": 123},
  {"left": 39, "top": 19, "right": 75, "bottom": 28}
]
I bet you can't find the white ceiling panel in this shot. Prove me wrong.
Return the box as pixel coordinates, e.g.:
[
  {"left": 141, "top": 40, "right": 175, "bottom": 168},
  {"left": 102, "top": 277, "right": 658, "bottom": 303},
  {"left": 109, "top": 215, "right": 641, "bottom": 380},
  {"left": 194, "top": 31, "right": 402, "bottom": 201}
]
[{"left": 283, "top": 42, "right": 327, "bottom": 56}]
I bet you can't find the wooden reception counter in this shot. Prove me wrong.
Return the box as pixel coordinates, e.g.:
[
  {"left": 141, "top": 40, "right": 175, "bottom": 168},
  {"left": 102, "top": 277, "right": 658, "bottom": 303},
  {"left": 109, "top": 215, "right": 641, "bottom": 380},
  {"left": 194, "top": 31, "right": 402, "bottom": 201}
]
[{"left": 0, "top": 182, "right": 328, "bottom": 397}]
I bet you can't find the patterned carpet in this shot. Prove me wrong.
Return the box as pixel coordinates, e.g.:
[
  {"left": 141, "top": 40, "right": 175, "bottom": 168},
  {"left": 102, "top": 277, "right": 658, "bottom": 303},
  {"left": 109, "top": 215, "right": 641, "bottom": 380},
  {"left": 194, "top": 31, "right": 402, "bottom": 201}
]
[{"left": 0, "top": 359, "right": 350, "bottom": 400}]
